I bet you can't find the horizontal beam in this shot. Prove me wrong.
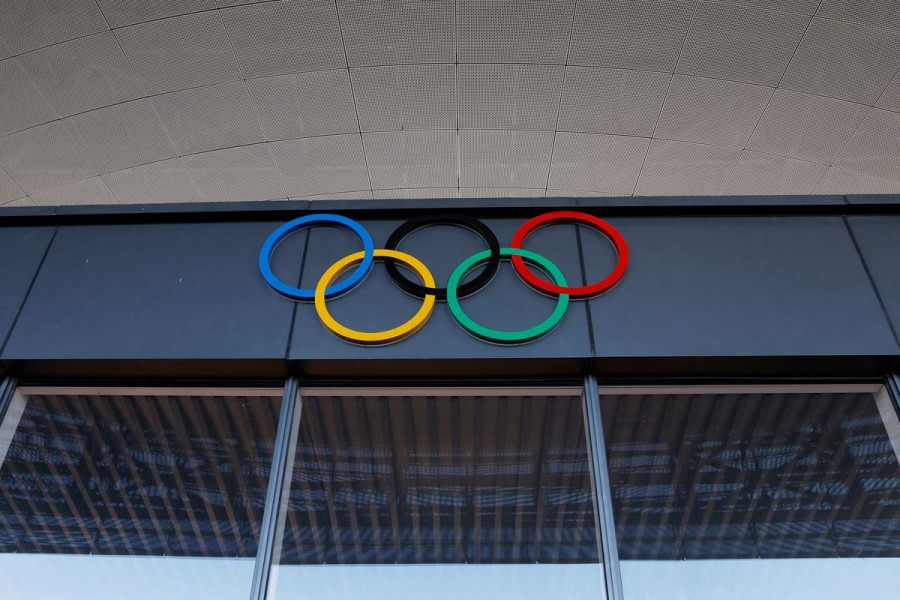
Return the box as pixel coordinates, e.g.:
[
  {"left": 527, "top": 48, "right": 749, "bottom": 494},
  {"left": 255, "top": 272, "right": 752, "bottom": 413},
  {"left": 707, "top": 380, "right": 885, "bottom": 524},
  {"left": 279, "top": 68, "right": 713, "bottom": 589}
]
[{"left": 1, "top": 194, "right": 899, "bottom": 227}]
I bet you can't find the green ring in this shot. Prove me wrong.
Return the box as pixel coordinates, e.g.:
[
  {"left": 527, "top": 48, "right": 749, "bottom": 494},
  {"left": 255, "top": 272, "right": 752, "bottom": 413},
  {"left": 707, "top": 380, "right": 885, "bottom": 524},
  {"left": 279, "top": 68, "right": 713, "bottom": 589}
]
[{"left": 447, "top": 247, "right": 569, "bottom": 344}]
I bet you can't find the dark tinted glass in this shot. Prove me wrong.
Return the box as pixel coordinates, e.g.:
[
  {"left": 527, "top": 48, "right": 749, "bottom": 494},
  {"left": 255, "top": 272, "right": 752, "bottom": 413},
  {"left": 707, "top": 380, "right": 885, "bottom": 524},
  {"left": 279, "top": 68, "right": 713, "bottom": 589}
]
[
  {"left": 269, "top": 391, "right": 604, "bottom": 599},
  {"left": 0, "top": 389, "right": 281, "bottom": 599},
  {"left": 601, "top": 387, "right": 900, "bottom": 599}
]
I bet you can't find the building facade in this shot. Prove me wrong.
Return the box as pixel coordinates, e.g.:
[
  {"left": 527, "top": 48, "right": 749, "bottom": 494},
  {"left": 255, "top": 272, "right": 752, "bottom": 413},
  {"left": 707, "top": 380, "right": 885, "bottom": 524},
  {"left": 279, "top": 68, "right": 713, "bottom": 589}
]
[{"left": 1, "top": 194, "right": 899, "bottom": 599}]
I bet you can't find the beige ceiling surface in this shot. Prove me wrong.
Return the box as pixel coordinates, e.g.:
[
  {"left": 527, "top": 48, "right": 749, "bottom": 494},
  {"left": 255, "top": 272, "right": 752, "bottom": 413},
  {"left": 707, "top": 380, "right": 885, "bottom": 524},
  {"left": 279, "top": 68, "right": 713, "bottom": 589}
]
[{"left": 1, "top": 0, "right": 899, "bottom": 207}]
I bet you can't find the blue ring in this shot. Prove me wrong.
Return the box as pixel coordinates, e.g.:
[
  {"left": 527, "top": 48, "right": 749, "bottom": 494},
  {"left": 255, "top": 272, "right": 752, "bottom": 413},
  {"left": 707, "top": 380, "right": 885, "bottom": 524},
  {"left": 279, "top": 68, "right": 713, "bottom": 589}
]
[{"left": 259, "top": 214, "right": 375, "bottom": 301}]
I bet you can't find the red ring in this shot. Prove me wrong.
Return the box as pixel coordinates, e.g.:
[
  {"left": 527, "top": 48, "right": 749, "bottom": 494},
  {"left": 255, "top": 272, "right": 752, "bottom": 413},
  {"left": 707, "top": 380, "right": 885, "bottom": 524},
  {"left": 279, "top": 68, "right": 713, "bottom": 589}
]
[{"left": 510, "top": 211, "right": 628, "bottom": 299}]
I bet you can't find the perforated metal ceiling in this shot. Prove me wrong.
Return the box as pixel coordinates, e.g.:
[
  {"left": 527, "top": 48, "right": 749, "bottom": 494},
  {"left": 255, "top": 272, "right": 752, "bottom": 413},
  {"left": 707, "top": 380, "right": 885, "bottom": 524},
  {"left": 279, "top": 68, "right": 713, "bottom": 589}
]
[{"left": 1, "top": 0, "right": 899, "bottom": 207}]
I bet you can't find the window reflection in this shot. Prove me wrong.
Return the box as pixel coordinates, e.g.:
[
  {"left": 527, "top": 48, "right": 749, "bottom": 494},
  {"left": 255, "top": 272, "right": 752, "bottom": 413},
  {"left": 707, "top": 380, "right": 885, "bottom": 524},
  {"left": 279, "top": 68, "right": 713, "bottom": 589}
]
[
  {"left": 601, "top": 386, "right": 900, "bottom": 600},
  {"left": 269, "top": 390, "right": 604, "bottom": 600},
  {"left": 0, "top": 388, "right": 281, "bottom": 600}
]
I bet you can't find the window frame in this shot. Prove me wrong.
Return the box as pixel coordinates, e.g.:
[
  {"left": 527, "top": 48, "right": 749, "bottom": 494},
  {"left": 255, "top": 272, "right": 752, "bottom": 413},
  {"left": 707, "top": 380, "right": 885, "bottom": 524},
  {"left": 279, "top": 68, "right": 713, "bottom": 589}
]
[{"left": 1, "top": 375, "right": 898, "bottom": 600}]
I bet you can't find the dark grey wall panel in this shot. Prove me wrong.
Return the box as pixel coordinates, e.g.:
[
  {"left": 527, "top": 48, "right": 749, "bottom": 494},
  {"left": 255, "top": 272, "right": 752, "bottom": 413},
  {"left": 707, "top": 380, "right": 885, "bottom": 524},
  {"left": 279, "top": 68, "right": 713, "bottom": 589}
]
[
  {"left": 582, "top": 216, "right": 899, "bottom": 357},
  {"left": 3, "top": 212, "right": 897, "bottom": 369},
  {"left": 2, "top": 222, "right": 305, "bottom": 360},
  {"left": 847, "top": 216, "right": 900, "bottom": 344},
  {"left": 288, "top": 218, "right": 593, "bottom": 361},
  {"left": 0, "top": 226, "right": 55, "bottom": 355}
]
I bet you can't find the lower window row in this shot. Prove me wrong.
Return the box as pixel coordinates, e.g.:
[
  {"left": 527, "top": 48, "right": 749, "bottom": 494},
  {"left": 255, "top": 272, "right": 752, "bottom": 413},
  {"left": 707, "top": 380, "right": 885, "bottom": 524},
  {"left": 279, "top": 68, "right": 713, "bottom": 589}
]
[{"left": 0, "top": 383, "right": 898, "bottom": 599}]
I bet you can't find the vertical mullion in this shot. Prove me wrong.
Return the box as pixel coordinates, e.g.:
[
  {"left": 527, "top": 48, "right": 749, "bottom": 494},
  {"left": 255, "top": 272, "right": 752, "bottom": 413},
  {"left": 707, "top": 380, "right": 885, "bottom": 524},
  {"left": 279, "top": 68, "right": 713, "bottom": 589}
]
[
  {"left": 889, "top": 375, "right": 900, "bottom": 418},
  {"left": 0, "top": 376, "right": 42, "bottom": 551},
  {"left": 584, "top": 374, "right": 624, "bottom": 600},
  {"left": 0, "top": 376, "right": 15, "bottom": 424},
  {"left": 250, "top": 377, "right": 301, "bottom": 600}
]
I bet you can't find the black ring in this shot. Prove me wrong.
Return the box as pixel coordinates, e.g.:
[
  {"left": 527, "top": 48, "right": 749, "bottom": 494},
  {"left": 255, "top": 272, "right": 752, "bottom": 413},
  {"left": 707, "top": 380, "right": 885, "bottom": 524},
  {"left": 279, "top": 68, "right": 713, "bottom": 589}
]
[{"left": 384, "top": 214, "right": 501, "bottom": 301}]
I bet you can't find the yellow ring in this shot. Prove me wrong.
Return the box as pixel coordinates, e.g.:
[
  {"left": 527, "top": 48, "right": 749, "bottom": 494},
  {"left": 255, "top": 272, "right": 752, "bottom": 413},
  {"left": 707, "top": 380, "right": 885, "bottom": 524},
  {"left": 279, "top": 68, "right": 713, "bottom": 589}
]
[{"left": 314, "top": 249, "right": 436, "bottom": 345}]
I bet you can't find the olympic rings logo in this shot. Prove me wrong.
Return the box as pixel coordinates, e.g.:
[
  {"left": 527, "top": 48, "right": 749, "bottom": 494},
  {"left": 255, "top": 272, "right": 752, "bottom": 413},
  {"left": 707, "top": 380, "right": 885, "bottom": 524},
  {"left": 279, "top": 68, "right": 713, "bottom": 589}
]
[{"left": 259, "top": 211, "right": 628, "bottom": 346}]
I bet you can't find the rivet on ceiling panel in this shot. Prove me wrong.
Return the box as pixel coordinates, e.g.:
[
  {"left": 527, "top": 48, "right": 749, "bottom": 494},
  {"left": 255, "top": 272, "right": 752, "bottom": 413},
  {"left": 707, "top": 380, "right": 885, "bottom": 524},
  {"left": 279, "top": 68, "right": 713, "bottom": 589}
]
[
  {"left": 0, "top": 58, "right": 57, "bottom": 137},
  {"left": 834, "top": 109, "right": 900, "bottom": 183},
  {"left": 877, "top": 69, "right": 900, "bottom": 113},
  {"left": 338, "top": 0, "right": 455, "bottom": 66},
  {"left": 222, "top": 0, "right": 345, "bottom": 78},
  {"left": 569, "top": 0, "right": 694, "bottom": 72},
  {"left": 635, "top": 139, "right": 742, "bottom": 196},
  {"left": 718, "top": 1, "right": 820, "bottom": 15},
  {"left": 558, "top": 67, "right": 669, "bottom": 137},
  {"left": 0, "top": 198, "right": 33, "bottom": 207},
  {"left": 457, "top": 0, "right": 574, "bottom": 64},
  {"left": 115, "top": 12, "right": 240, "bottom": 95},
  {"left": 676, "top": 2, "right": 809, "bottom": 86},
  {"left": 547, "top": 190, "right": 621, "bottom": 197},
  {"left": 0, "top": 0, "right": 107, "bottom": 55},
  {"left": 654, "top": 75, "right": 773, "bottom": 147},
  {"left": 269, "top": 134, "right": 370, "bottom": 197},
  {"left": 373, "top": 187, "right": 549, "bottom": 199},
  {"left": 458, "top": 64, "right": 564, "bottom": 130},
  {"left": 459, "top": 188, "right": 545, "bottom": 198},
  {"left": 18, "top": 31, "right": 145, "bottom": 118},
  {"left": 0, "top": 121, "right": 97, "bottom": 194},
  {"left": 725, "top": 150, "right": 828, "bottom": 195},
  {"left": 375, "top": 188, "right": 460, "bottom": 200},
  {"left": 215, "top": 0, "right": 264, "bottom": 7},
  {"left": 549, "top": 132, "right": 649, "bottom": 195},
  {"left": 747, "top": 89, "right": 869, "bottom": 164},
  {"left": 819, "top": 166, "right": 900, "bottom": 194},
  {"left": 459, "top": 130, "right": 554, "bottom": 188},
  {"left": 363, "top": 130, "right": 457, "bottom": 190},
  {"left": 29, "top": 176, "right": 118, "bottom": 206},
  {"left": 248, "top": 70, "right": 358, "bottom": 141},
  {"left": 0, "top": 166, "right": 26, "bottom": 204},
  {"left": 65, "top": 98, "right": 178, "bottom": 174},
  {"left": 103, "top": 157, "right": 205, "bottom": 204},
  {"left": 152, "top": 81, "right": 265, "bottom": 155},
  {"left": 816, "top": 0, "right": 900, "bottom": 34},
  {"left": 184, "top": 144, "right": 287, "bottom": 202},
  {"left": 303, "top": 190, "right": 373, "bottom": 201},
  {"left": 780, "top": 18, "right": 900, "bottom": 105},
  {"left": 351, "top": 64, "right": 457, "bottom": 132},
  {"left": 94, "top": 0, "right": 217, "bottom": 29}
]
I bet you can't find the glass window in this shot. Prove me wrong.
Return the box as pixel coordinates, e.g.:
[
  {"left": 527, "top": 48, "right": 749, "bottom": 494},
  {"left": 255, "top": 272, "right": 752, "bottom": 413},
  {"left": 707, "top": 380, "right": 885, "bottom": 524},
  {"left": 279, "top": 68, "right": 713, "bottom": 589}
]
[
  {"left": 0, "top": 387, "right": 282, "bottom": 600},
  {"left": 267, "top": 387, "right": 605, "bottom": 600},
  {"left": 600, "top": 385, "right": 900, "bottom": 600}
]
